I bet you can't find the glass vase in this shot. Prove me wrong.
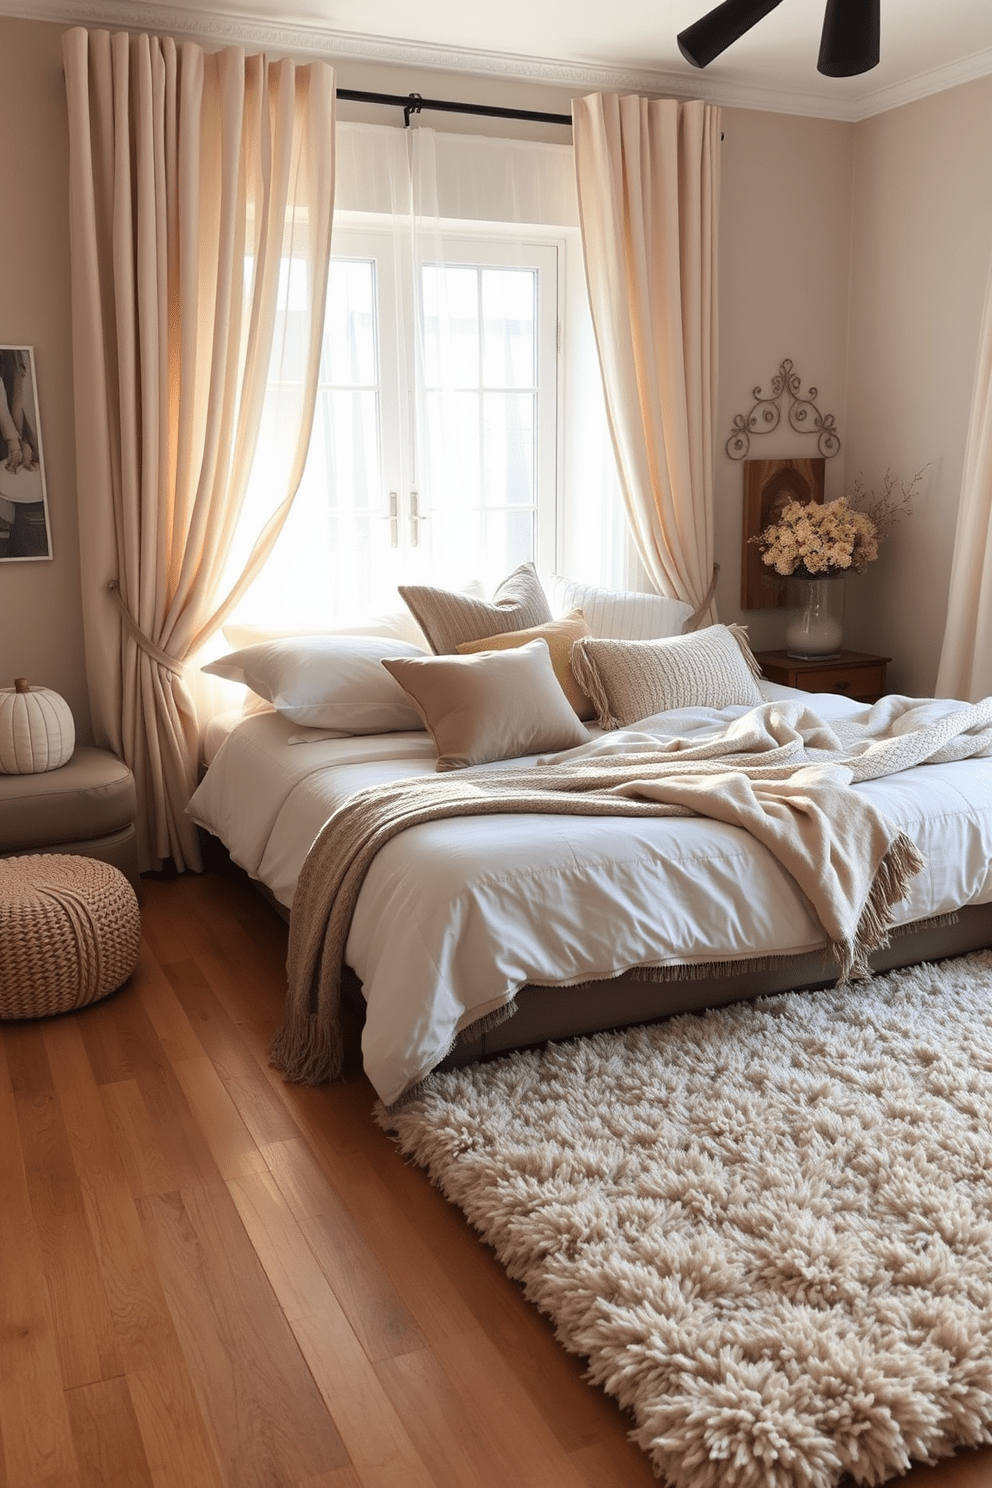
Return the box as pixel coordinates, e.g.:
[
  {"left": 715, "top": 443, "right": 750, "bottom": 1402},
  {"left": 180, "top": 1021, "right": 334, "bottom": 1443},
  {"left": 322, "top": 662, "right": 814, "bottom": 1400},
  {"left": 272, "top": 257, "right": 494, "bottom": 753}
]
[{"left": 784, "top": 573, "right": 845, "bottom": 660}]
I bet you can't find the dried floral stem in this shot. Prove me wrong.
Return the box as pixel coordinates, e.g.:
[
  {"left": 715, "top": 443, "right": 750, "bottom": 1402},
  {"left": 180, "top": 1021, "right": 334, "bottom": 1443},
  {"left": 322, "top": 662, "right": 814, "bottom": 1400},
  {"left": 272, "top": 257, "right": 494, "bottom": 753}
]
[{"left": 849, "top": 466, "right": 927, "bottom": 543}]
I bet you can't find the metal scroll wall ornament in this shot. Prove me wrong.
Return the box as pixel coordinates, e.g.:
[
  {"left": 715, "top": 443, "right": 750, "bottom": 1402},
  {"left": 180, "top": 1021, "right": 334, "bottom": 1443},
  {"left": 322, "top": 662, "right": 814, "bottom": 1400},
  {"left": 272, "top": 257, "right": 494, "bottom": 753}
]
[{"left": 726, "top": 359, "right": 841, "bottom": 461}]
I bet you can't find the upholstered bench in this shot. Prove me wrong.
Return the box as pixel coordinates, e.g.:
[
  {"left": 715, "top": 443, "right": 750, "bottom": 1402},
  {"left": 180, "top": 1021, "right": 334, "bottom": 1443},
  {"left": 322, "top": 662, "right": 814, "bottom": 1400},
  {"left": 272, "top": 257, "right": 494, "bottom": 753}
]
[
  {"left": 0, "top": 746, "right": 140, "bottom": 893},
  {"left": 0, "top": 854, "right": 141, "bottom": 1018}
]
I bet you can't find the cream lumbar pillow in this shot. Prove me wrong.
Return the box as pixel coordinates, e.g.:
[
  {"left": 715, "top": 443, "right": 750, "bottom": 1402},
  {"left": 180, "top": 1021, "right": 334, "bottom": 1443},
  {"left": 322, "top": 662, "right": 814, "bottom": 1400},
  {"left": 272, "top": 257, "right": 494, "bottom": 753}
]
[
  {"left": 381, "top": 640, "right": 590, "bottom": 771},
  {"left": 549, "top": 575, "right": 693, "bottom": 640},
  {"left": 455, "top": 609, "right": 594, "bottom": 720},
  {"left": 570, "top": 624, "right": 763, "bottom": 730},
  {"left": 399, "top": 562, "right": 552, "bottom": 654}
]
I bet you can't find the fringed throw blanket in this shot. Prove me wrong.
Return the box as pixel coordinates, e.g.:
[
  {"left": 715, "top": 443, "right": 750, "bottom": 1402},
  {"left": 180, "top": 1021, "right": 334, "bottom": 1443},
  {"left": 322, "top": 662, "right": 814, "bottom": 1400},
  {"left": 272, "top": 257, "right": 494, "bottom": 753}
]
[{"left": 270, "top": 694, "right": 992, "bottom": 1087}]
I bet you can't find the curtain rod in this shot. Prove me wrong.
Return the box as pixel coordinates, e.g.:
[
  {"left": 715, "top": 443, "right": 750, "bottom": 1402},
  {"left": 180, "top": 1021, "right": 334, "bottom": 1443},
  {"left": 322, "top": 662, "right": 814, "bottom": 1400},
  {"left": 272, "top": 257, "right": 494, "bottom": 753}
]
[{"left": 336, "top": 88, "right": 572, "bottom": 129}]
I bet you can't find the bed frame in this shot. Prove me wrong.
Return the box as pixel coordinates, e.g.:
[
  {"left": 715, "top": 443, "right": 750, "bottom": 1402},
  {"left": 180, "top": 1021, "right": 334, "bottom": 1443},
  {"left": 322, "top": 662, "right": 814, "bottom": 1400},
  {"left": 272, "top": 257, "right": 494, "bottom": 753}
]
[
  {"left": 201, "top": 830, "right": 991, "bottom": 1074},
  {"left": 442, "top": 903, "right": 992, "bottom": 1068}
]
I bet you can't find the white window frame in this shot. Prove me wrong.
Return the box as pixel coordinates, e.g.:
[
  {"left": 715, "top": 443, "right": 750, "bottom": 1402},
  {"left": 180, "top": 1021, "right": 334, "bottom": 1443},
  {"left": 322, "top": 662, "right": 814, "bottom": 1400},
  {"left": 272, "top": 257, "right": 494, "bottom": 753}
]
[
  {"left": 323, "top": 216, "right": 562, "bottom": 592},
  {"left": 223, "top": 211, "right": 627, "bottom": 634}
]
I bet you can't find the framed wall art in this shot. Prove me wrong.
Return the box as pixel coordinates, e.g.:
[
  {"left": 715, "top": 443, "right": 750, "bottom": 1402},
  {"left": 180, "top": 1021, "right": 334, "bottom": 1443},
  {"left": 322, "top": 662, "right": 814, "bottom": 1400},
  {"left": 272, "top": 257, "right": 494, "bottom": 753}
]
[
  {"left": 741, "top": 456, "right": 824, "bottom": 610},
  {"left": 0, "top": 346, "right": 52, "bottom": 561}
]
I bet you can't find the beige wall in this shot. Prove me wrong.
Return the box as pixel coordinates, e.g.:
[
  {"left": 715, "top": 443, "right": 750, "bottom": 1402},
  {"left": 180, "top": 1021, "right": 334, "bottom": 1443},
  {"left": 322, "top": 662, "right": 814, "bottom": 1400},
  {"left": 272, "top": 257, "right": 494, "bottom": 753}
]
[
  {"left": 845, "top": 75, "right": 992, "bottom": 696},
  {"left": 2, "top": 14, "right": 989, "bottom": 719},
  {"left": 0, "top": 20, "right": 90, "bottom": 739},
  {"left": 714, "top": 107, "right": 855, "bottom": 649}
]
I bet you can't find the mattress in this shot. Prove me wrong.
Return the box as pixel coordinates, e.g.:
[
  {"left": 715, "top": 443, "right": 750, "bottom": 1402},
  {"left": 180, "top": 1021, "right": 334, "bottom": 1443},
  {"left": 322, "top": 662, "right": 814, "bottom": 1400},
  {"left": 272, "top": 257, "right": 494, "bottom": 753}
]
[{"left": 188, "top": 685, "right": 992, "bottom": 1105}]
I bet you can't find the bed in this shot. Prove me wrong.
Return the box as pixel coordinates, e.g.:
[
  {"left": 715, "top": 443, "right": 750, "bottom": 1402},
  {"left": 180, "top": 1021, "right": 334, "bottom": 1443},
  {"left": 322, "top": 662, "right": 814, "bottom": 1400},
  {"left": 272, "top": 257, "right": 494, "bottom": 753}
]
[{"left": 188, "top": 567, "right": 992, "bottom": 1108}]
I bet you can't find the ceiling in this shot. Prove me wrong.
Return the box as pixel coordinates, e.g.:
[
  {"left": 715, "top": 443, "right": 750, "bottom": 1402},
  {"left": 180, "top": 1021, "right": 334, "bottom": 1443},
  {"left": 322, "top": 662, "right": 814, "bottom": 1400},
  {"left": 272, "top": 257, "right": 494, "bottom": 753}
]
[{"left": 14, "top": 0, "right": 992, "bottom": 121}]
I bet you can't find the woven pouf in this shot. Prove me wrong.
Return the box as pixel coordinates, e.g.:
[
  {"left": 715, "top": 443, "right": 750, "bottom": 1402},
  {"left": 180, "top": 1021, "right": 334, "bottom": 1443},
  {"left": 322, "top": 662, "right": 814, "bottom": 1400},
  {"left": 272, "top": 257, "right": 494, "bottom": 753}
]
[{"left": 0, "top": 853, "right": 141, "bottom": 1019}]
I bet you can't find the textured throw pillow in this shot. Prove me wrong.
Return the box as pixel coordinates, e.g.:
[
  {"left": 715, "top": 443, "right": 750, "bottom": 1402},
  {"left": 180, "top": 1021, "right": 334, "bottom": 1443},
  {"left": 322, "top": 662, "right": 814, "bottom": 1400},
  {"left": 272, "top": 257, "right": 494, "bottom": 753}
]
[
  {"left": 381, "top": 640, "right": 590, "bottom": 771},
  {"left": 570, "top": 624, "right": 763, "bottom": 730},
  {"left": 202, "top": 635, "right": 427, "bottom": 733},
  {"left": 399, "top": 562, "right": 553, "bottom": 654},
  {"left": 455, "top": 610, "right": 595, "bottom": 720},
  {"left": 549, "top": 574, "right": 693, "bottom": 640}
]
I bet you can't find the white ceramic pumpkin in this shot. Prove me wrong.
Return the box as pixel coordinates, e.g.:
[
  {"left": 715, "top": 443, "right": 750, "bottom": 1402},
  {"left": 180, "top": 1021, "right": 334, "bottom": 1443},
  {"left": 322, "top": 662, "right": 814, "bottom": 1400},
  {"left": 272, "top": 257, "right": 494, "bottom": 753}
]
[{"left": 0, "top": 677, "right": 75, "bottom": 774}]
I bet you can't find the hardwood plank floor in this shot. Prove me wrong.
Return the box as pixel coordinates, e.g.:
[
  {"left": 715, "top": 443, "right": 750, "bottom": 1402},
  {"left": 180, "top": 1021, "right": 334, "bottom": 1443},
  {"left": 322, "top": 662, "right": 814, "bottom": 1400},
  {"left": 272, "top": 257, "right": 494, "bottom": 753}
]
[{"left": 2, "top": 864, "right": 991, "bottom": 1487}]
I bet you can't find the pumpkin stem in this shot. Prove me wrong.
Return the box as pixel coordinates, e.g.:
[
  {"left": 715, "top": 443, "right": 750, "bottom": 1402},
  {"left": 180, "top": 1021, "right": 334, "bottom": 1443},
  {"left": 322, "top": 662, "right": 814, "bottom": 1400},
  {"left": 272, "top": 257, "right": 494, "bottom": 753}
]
[{"left": 14, "top": 677, "right": 29, "bottom": 693}]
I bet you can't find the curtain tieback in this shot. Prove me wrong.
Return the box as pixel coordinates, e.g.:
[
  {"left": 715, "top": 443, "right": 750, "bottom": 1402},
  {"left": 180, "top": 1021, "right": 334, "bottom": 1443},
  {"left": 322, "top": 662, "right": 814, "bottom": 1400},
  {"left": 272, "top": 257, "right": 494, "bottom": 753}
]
[
  {"left": 108, "top": 580, "right": 184, "bottom": 676},
  {"left": 683, "top": 563, "right": 720, "bottom": 633}
]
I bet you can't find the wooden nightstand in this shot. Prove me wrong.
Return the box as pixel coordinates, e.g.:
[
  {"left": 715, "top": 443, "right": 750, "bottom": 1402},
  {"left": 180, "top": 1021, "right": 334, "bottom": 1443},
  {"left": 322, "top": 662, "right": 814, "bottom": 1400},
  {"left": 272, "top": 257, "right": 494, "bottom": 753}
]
[{"left": 753, "top": 649, "right": 891, "bottom": 704}]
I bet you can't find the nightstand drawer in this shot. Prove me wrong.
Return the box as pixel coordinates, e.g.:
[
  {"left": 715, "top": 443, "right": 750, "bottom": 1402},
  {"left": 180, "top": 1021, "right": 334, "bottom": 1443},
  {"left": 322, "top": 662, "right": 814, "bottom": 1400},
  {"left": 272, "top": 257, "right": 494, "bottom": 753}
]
[
  {"left": 800, "top": 663, "right": 887, "bottom": 699},
  {"left": 753, "top": 650, "right": 891, "bottom": 704}
]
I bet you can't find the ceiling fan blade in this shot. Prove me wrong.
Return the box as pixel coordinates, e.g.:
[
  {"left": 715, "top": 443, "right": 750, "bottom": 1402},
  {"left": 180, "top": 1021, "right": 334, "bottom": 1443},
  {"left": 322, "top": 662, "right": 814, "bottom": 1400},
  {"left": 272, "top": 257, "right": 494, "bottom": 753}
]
[
  {"left": 677, "top": 0, "right": 786, "bottom": 69},
  {"left": 817, "top": 0, "right": 880, "bottom": 76}
]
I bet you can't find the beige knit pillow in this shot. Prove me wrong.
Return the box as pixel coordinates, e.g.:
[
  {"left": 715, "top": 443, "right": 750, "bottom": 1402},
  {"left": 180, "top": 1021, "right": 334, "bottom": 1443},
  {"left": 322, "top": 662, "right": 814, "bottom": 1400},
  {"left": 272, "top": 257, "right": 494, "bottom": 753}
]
[
  {"left": 455, "top": 610, "right": 594, "bottom": 719},
  {"left": 382, "top": 640, "right": 590, "bottom": 770},
  {"left": 399, "top": 562, "right": 552, "bottom": 654},
  {"left": 570, "top": 624, "right": 763, "bottom": 730}
]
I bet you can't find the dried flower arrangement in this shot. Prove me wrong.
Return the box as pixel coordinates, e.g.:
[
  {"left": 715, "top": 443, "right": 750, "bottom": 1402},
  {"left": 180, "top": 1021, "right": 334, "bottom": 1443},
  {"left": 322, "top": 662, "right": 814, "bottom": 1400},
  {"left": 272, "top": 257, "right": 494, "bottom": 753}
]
[{"left": 751, "top": 467, "right": 925, "bottom": 579}]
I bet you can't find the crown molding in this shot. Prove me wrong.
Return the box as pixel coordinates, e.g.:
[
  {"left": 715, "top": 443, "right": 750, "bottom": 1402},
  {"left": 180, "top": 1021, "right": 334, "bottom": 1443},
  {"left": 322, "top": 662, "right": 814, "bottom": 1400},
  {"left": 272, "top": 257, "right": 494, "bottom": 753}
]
[
  {"left": 0, "top": 0, "right": 696, "bottom": 94},
  {"left": 845, "top": 45, "right": 992, "bottom": 121},
  {"left": 5, "top": 0, "right": 992, "bottom": 124}
]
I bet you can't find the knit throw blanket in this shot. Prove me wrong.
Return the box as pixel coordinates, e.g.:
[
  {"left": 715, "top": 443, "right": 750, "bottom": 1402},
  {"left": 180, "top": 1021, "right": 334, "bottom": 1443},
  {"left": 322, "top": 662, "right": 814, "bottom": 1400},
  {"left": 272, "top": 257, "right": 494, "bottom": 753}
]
[{"left": 269, "top": 694, "right": 992, "bottom": 1088}]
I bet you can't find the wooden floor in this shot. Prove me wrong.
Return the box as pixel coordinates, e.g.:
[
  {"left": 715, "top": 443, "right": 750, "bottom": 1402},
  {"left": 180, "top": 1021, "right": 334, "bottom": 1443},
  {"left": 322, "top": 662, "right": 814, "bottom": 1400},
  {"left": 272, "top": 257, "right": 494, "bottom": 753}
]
[{"left": 2, "top": 866, "right": 992, "bottom": 1488}]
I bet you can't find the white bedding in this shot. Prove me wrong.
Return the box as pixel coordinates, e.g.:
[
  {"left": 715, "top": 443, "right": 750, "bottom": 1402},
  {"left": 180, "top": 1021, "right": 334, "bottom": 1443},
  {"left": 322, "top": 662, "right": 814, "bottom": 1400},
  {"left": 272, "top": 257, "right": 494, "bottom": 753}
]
[{"left": 188, "top": 684, "right": 992, "bottom": 1105}]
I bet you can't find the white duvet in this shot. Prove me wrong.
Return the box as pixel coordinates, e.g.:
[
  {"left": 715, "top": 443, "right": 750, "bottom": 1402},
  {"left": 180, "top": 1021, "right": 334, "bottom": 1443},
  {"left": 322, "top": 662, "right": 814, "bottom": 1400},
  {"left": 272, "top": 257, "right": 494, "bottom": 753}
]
[{"left": 187, "top": 685, "right": 992, "bottom": 1105}]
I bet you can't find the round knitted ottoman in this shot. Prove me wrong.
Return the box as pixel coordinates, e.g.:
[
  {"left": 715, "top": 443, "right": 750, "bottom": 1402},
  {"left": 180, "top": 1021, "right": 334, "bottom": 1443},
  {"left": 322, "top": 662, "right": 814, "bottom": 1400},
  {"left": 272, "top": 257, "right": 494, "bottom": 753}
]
[{"left": 0, "top": 853, "right": 141, "bottom": 1019}]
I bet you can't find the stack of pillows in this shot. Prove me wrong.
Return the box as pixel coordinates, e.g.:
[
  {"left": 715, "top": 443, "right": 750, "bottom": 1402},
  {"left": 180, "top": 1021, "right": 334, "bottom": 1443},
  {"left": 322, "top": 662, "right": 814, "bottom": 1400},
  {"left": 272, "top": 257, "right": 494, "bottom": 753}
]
[{"left": 203, "top": 564, "right": 764, "bottom": 771}]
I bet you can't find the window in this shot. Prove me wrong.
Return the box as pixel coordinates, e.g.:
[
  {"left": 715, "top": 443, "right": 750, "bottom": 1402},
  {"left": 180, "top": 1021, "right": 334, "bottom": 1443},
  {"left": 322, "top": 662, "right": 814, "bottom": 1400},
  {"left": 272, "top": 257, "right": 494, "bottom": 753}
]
[
  {"left": 232, "top": 219, "right": 562, "bottom": 629},
  {"left": 221, "top": 120, "right": 634, "bottom": 639},
  {"left": 219, "top": 126, "right": 637, "bottom": 647}
]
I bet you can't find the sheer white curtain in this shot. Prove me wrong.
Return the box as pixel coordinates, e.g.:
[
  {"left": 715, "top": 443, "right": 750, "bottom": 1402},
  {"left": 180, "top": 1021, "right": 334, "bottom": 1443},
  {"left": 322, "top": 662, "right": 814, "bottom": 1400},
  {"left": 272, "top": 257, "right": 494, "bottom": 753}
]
[
  {"left": 63, "top": 28, "right": 335, "bottom": 870},
  {"left": 573, "top": 93, "right": 721, "bottom": 621},
  {"left": 936, "top": 256, "right": 992, "bottom": 701},
  {"left": 221, "top": 121, "right": 628, "bottom": 640}
]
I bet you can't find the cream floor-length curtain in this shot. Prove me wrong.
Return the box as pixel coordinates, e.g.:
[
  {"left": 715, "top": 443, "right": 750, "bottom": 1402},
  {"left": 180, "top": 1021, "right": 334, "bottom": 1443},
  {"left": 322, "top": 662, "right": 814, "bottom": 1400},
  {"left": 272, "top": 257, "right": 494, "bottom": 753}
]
[
  {"left": 63, "top": 29, "right": 335, "bottom": 871},
  {"left": 573, "top": 94, "right": 721, "bottom": 623},
  {"left": 936, "top": 258, "right": 992, "bottom": 701}
]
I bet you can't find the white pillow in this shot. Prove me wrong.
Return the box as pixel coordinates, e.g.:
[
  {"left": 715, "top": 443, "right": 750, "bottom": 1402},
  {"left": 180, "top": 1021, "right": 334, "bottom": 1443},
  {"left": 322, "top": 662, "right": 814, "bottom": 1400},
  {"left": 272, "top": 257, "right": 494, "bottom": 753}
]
[
  {"left": 549, "top": 575, "right": 692, "bottom": 640},
  {"left": 202, "top": 635, "right": 427, "bottom": 733}
]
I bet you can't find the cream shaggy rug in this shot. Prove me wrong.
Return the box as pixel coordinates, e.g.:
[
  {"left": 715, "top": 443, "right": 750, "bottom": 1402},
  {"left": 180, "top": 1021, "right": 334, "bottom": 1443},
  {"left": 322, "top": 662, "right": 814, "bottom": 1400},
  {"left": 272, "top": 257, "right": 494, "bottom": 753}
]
[{"left": 377, "top": 950, "right": 992, "bottom": 1488}]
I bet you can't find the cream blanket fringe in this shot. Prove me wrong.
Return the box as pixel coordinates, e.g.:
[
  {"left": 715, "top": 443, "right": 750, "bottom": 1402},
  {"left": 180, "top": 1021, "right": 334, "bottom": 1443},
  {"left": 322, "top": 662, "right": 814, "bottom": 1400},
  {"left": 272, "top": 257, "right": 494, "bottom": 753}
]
[{"left": 270, "top": 694, "right": 992, "bottom": 1087}]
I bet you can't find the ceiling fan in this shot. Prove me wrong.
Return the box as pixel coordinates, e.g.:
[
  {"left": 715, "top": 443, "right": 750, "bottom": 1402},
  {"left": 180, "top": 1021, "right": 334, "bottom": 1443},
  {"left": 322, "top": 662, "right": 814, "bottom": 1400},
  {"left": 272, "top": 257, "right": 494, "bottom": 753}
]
[{"left": 677, "top": 0, "right": 880, "bottom": 77}]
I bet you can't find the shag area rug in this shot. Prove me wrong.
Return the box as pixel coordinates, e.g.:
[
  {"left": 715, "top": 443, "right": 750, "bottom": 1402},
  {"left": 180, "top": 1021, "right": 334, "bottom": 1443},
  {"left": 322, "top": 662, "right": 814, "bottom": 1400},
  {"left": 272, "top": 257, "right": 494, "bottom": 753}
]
[{"left": 377, "top": 950, "right": 992, "bottom": 1488}]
